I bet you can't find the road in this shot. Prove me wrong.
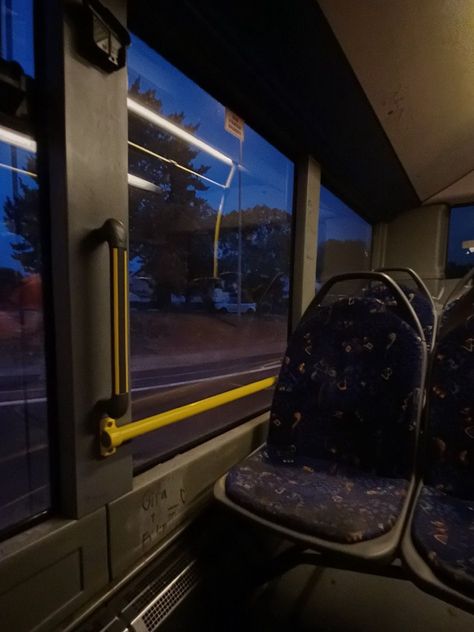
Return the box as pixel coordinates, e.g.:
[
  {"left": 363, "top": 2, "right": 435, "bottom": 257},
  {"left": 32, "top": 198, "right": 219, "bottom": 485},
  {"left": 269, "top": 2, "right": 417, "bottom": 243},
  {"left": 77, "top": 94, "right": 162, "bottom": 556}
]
[{"left": 0, "top": 352, "right": 281, "bottom": 408}]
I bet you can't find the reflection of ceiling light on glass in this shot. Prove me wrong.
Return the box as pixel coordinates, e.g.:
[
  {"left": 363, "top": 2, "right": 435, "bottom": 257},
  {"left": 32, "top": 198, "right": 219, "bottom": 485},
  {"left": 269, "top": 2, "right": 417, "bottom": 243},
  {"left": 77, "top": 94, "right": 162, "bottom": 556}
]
[
  {"left": 0, "top": 125, "right": 37, "bottom": 152},
  {"left": 127, "top": 97, "right": 234, "bottom": 166},
  {"left": 0, "top": 125, "right": 158, "bottom": 193},
  {"left": 0, "top": 161, "right": 37, "bottom": 178},
  {"left": 127, "top": 173, "right": 161, "bottom": 193},
  {"left": 462, "top": 240, "right": 474, "bottom": 253},
  {"left": 128, "top": 140, "right": 227, "bottom": 189}
]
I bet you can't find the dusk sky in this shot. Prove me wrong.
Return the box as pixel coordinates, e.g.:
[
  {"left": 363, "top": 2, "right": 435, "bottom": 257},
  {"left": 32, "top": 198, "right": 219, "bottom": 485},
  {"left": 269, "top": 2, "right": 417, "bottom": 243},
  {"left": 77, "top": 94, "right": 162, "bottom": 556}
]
[
  {"left": 0, "top": 142, "right": 36, "bottom": 270},
  {"left": 1, "top": 0, "right": 34, "bottom": 76},
  {"left": 0, "top": 0, "right": 35, "bottom": 270},
  {"left": 319, "top": 185, "right": 372, "bottom": 246},
  {"left": 448, "top": 205, "right": 474, "bottom": 265}
]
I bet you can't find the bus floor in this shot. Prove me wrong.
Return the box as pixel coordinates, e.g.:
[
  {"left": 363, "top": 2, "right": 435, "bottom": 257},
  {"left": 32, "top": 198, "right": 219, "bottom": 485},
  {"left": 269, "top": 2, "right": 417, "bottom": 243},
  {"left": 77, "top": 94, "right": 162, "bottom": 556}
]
[
  {"left": 71, "top": 505, "right": 474, "bottom": 631},
  {"left": 233, "top": 563, "right": 474, "bottom": 632}
]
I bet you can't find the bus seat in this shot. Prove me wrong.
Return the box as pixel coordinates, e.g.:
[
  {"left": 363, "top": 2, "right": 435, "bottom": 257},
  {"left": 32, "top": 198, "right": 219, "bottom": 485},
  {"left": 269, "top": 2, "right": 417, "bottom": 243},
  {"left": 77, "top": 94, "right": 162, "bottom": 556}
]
[
  {"left": 439, "top": 267, "right": 474, "bottom": 327},
  {"left": 215, "top": 272, "right": 427, "bottom": 563},
  {"left": 370, "top": 267, "right": 437, "bottom": 350},
  {"left": 402, "top": 278, "right": 474, "bottom": 608}
]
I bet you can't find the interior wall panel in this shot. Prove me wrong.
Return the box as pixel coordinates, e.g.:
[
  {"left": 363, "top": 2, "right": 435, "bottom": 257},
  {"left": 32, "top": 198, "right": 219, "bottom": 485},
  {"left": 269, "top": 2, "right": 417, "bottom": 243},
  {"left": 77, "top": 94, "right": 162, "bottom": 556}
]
[
  {"left": 375, "top": 203, "right": 450, "bottom": 293},
  {"left": 0, "top": 510, "right": 108, "bottom": 632}
]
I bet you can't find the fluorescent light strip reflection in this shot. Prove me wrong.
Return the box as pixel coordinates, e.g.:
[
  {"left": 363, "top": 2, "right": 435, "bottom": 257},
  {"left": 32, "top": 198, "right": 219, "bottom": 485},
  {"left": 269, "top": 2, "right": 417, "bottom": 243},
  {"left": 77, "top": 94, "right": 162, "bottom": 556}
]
[
  {"left": 0, "top": 157, "right": 156, "bottom": 194},
  {"left": 128, "top": 140, "right": 226, "bottom": 189},
  {"left": 127, "top": 173, "right": 162, "bottom": 193},
  {"left": 127, "top": 97, "right": 234, "bottom": 167},
  {"left": 0, "top": 162, "right": 37, "bottom": 178},
  {"left": 0, "top": 123, "right": 206, "bottom": 196},
  {"left": 0, "top": 125, "right": 37, "bottom": 152}
]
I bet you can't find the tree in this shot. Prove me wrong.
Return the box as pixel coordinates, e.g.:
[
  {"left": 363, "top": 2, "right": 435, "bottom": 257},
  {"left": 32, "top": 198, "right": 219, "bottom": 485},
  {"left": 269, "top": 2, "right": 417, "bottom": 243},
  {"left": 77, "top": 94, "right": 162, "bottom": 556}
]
[
  {"left": 218, "top": 205, "right": 291, "bottom": 304},
  {"left": 219, "top": 205, "right": 291, "bottom": 277},
  {"left": 4, "top": 157, "right": 40, "bottom": 273},
  {"left": 128, "top": 79, "right": 215, "bottom": 302}
]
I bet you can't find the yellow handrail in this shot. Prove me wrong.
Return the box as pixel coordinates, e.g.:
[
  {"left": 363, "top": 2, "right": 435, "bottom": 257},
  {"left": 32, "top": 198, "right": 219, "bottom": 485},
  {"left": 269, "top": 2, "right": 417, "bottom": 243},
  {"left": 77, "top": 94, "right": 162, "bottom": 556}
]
[{"left": 100, "top": 375, "right": 277, "bottom": 456}]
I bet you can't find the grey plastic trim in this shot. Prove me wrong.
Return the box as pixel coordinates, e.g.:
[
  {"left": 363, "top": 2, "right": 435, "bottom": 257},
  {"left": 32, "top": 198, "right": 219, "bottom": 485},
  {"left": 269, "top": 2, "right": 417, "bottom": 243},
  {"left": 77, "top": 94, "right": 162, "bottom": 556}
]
[
  {"left": 0, "top": 509, "right": 109, "bottom": 632},
  {"left": 378, "top": 204, "right": 450, "bottom": 281},
  {"left": 59, "top": 521, "right": 191, "bottom": 632},
  {"left": 108, "top": 414, "right": 269, "bottom": 579},
  {"left": 292, "top": 156, "right": 320, "bottom": 329},
  {"left": 43, "top": 0, "right": 133, "bottom": 518}
]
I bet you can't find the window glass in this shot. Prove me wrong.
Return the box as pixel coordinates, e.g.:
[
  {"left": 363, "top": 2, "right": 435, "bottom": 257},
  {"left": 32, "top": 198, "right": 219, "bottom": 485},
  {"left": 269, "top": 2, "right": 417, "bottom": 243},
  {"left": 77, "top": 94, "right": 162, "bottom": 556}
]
[
  {"left": 128, "top": 35, "right": 293, "bottom": 470},
  {"left": 317, "top": 185, "right": 372, "bottom": 287},
  {"left": 0, "top": 0, "right": 34, "bottom": 76},
  {"left": 0, "top": 0, "right": 50, "bottom": 535},
  {"left": 446, "top": 204, "right": 474, "bottom": 278}
]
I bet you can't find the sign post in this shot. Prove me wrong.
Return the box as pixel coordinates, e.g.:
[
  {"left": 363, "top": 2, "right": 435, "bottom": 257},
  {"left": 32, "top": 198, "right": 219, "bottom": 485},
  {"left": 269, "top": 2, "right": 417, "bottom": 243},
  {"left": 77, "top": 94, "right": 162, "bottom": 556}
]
[{"left": 224, "top": 109, "right": 245, "bottom": 316}]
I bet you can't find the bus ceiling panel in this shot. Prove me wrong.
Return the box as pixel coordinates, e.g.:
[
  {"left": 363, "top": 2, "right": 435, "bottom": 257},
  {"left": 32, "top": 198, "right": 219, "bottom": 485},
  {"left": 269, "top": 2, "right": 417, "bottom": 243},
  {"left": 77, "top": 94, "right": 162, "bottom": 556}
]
[
  {"left": 319, "top": 0, "right": 474, "bottom": 204},
  {"left": 425, "top": 169, "right": 474, "bottom": 207},
  {"left": 128, "top": 0, "right": 419, "bottom": 223}
]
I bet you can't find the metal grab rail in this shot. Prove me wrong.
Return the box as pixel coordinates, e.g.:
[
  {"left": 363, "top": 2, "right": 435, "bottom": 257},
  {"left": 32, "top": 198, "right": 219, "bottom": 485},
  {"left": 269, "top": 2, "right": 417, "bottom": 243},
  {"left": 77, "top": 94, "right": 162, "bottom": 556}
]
[
  {"left": 308, "top": 271, "right": 425, "bottom": 341},
  {"left": 100, "top": 376, "right": 277, "bottom": 456},
  {"left": 373, "top": 266, "right": 438, "bottom": 349},
  {"left": 99, "top": 219, "right": 130, "bottom": 420}
]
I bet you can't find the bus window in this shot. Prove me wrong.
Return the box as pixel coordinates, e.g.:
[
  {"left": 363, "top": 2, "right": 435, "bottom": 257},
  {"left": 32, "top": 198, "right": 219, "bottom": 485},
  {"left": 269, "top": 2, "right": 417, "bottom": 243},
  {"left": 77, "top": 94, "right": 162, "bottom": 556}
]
[
  {"left": 446, "top": 204, "right": 474, "bottom": 278},
  {"left": 127, "top": 35, "right": 294, "bottom": 470},
  {"left": 317, "top": 185, "right": 372, "bottom": 286},
  {"left": 0, "top": 0, "right": 50, "bottom": 536}
]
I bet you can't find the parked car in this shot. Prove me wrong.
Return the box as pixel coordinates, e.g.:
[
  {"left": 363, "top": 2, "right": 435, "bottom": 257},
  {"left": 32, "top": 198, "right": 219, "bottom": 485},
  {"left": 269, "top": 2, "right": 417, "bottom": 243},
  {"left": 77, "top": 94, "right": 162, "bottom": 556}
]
[
  {"left": 215, "top": 299, "right": 257, "bottom": 314},
  {"left": 130, "top": 274, "right": 155, "bottom": 309}
]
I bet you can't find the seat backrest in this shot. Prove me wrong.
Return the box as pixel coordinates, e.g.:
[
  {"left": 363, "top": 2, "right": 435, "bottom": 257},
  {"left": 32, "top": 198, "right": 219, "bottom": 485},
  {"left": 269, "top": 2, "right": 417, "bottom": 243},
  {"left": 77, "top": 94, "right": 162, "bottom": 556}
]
[
  {"left": 268, "top": 296, "right": 425, "bottom": 478},
  {"left": 424, "top": 284, "right": 474, "bottom": 499},
  {"left": 365, "top": 282, "right": 435, "bottom": 350},
  {"left": 440, "top": 267, "right": 474, "bottom": 328}
]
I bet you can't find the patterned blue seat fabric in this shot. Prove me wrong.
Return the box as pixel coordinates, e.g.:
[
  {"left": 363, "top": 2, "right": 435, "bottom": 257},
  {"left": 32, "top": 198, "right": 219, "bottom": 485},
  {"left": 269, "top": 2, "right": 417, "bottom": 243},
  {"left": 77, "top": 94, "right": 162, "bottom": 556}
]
[
  {"left": 411, "top": 296, "right": 474, "bottom": 594},
  {"left": 226, "top": 297, "right": 424, "bottom": 543},
  {"left": 365, "top": 283, "right": 435, "bottom": 349}
]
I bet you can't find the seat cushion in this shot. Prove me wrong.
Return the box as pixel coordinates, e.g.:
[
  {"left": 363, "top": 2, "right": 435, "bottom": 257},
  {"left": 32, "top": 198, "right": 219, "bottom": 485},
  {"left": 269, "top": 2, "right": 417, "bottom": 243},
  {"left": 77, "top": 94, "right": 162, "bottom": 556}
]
[
  {"left": 412, "top": 486, "right": 474, "bottom": 595},
  {"left": 424, "top": 314, "right": 474, "bottom": 498},
  {"left": 225, "top": 449, "right": 409, "bottom": 543}
]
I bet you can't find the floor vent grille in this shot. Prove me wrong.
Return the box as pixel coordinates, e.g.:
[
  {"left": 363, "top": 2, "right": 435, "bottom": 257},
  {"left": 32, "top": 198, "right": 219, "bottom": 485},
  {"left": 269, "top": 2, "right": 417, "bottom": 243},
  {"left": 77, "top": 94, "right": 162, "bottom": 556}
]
[{"left": 131, "top": 560, "right": 199, "bottom": 631}]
